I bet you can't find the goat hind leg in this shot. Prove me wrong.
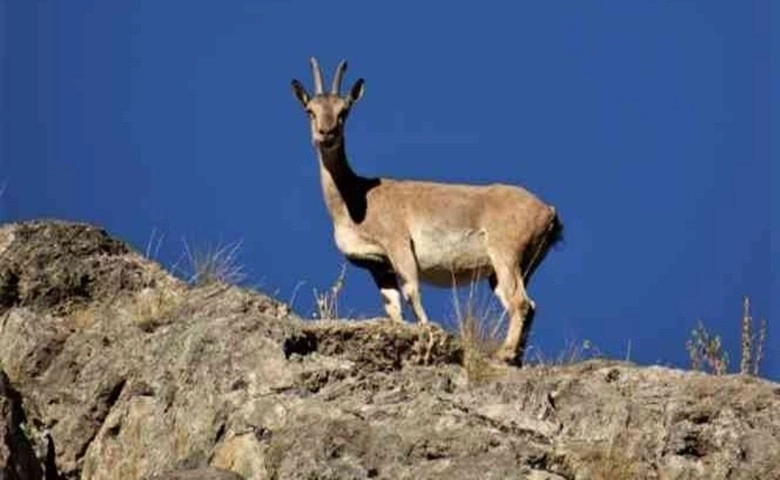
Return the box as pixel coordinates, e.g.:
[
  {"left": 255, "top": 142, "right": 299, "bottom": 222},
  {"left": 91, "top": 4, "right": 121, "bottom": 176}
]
[{"left": 491, "top": 265, "right": 534, "bottom": 365}]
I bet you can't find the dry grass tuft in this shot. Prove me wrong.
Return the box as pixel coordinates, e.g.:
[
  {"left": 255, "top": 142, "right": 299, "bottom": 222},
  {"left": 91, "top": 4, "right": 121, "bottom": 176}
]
[
  {"left": 526, "top": 337, "right": 603, "bottom": 367},
  {"left": 312, "top": 263, "right": 347, "bottom": 320},
  {"left": 128, "top": 287, "right": 185, "bottom": 332},
  {"left": 143, "top": 227, "right": 166, "bottom": 261},
  {"left": 739, "top": 296, "right": 768, "bottom": 376},
  {"left": 686, "top": 319, "right": 729, "bottom": 375},
  {"left": 179, "top": 239, "right": 246, "bottom": 287},
  {"left": 687, "top": 296, "right": 768, "bottom": 376},
  {"left": 451, "top": 279, "right": 507, "bottom": 383},
  {"left": 577, "top": 442, "right": 645, "bottom": 480},
  {"left": 67, "top": 305, "right": 102, "bottom": 330}
]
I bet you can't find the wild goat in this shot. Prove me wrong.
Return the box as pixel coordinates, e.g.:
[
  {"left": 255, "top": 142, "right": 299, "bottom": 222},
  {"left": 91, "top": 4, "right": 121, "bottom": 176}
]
[{"left": 291, "top": 58, "right": 563, "bottom": 365}]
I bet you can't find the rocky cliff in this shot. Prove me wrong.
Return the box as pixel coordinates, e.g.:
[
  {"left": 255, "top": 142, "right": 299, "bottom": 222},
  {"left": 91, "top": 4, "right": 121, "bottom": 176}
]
[{"left": 0, "top": 220, "right": 778, "bottom": 480}]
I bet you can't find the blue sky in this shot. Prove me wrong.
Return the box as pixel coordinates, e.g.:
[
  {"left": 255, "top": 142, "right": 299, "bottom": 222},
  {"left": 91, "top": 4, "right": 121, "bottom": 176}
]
[{"left": 2, "top": 1, "right": 775, "bottom": 379}]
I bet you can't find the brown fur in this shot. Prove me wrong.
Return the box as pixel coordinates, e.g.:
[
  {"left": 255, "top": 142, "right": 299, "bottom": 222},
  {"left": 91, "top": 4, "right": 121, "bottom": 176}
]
[{"left": 291, "top": 58, "right": 562, "bottom": 365}]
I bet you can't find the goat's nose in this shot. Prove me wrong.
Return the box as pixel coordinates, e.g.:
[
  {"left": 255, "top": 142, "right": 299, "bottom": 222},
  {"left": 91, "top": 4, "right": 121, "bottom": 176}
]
[{"left": 319, "top": 128, "right": 337, "bottom": 138}]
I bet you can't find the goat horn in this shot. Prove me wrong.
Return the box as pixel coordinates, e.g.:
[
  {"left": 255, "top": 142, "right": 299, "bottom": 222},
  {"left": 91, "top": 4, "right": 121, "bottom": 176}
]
[
  {"left": 331, "top": 60, "right": 348, "bottom": 95},
  {"left": 310, "top": 57, "right": 324, "bottom": 94}
]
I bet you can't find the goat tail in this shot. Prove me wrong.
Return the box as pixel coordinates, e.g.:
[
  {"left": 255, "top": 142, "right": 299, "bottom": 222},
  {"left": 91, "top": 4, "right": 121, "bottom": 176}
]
[
  {"left": 547, "top": 206, "right": 564, "bottom": 250},
  {"left": 522, "top": 205, "right": 564, "bottom": 282}
]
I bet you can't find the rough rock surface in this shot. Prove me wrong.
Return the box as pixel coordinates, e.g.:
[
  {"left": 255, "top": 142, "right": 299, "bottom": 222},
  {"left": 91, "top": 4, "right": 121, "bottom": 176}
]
[
  {"left": 0, "top": 220, "right": 778, "bottom": 480},
  {"left": 0, "top": 370, "right": 45, "bottom": 480}
]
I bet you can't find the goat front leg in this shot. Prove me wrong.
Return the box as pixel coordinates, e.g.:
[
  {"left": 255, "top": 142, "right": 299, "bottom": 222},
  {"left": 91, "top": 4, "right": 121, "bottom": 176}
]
[
  {"left": 385, "top": 241, "right": 430, "bottom": 325},
  {"left": 367, "top": 265, "right": 404, "bottom": 323}
]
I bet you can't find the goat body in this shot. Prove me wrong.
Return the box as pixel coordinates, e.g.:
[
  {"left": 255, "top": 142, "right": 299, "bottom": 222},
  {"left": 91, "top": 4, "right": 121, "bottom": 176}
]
[{"left": 292, "top": 58, "right": 562, "bottom": 365}]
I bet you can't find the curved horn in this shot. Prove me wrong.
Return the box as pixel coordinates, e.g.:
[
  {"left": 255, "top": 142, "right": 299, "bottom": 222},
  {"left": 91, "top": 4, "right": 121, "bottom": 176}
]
[
  {"left": 331, "top": 60, "right": 348, "bottom": 95},
  {"left": 310, "top": 57, "right": 324, "bottom": 94}
]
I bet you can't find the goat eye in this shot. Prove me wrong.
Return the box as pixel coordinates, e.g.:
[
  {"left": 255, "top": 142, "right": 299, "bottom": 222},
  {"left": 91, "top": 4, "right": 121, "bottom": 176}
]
[
  {"left": 306, "top": 109, "right": 314, "bottom": 118},
  {"left": 337, "top": 112, "right": 346, "bottom": 123}
]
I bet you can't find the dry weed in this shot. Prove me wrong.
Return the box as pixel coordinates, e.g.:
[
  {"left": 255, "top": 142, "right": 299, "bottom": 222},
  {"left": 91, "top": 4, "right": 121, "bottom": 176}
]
[
  {"left": 179, "top": 238, "right": 246, "bottom": 287},
  {"left": 312, "top": 263, "right": 347, "bottom": 320},
  {"left": 67, "top": 305, "right": 102, "bottom": 330},
  {"left": 739, "top": 296, "right": 768, "bottom": 376},
  {"left": 686, "top": 296, "right": 769, "bottom": 376},
  {"left": 526, "top": 337, "right": 603, "bottom": 367},
  {"left": 451, "top": 278, "right": 507, "bottom": 383},
  {"left": 127, "top": 287, "right": 184, "bottom": 332},
  {"left": 686, "top": 319, "right": 729, "bottom": 375},
  {"left": 576, "top": 442, "right": 645, "bottom": 480}
]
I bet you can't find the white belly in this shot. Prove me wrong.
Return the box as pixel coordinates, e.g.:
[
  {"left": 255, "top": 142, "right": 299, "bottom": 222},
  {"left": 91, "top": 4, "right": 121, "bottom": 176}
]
[
  {"left": 412, "top": 226, "right": 493, "bottom": 286},
  {"left": 333, "top": 224, "right": 494, "bottom": 287}
]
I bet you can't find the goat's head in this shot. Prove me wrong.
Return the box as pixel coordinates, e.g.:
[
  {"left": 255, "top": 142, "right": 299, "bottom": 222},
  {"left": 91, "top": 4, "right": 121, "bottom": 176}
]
[{"left": 291, "top": 57, "right": 365, "bottom": 149}]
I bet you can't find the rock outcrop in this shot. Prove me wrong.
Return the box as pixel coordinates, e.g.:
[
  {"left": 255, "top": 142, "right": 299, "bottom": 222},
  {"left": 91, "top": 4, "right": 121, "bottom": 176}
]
[{"left": 0, "top": 220, "right": 778, "bottom": 479}]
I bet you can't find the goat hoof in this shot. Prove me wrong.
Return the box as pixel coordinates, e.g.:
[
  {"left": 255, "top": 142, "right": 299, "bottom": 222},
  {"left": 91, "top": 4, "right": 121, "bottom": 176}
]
[{"left": 492, "top": 347, "right": 523, "bottom": 368}]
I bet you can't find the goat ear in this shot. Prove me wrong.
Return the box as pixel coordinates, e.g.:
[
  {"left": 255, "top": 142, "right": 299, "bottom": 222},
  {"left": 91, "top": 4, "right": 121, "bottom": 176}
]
[
  {"left": 291, "top": 79, "right": 310, "bottom": 108},
  {"left": 346, "top": 78, "right": 364, "bottom": 105}
]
